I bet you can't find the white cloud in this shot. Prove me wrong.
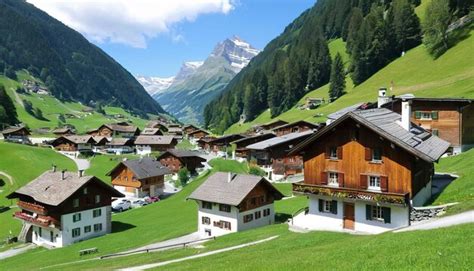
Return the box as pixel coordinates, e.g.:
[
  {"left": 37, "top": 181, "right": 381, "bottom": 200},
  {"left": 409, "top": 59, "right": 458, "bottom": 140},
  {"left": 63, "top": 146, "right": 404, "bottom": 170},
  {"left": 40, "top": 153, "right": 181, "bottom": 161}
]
[{"left": 27, "top": 0, "right": 235, "bottom": 48}]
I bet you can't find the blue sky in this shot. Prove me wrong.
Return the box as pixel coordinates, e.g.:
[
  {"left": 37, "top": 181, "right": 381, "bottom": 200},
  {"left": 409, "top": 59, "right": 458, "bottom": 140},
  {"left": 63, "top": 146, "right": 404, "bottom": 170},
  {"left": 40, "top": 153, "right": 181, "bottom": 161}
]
[{"left": 29, "top": 0, "right": 315, "bottom": 77}]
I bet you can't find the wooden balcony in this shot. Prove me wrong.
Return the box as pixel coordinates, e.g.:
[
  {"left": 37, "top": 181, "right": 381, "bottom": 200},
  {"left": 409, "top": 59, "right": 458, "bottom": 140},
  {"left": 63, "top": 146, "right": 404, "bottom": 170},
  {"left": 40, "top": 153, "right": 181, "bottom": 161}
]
[
  {"left": 13, "top": 212, "right": 60, "bottom": 228},
  {"left": 17, "top": 201, "right": 48, "bottom": 215},
  {"left": 293, "top": 182, "right": 409, "bottom": 206}
]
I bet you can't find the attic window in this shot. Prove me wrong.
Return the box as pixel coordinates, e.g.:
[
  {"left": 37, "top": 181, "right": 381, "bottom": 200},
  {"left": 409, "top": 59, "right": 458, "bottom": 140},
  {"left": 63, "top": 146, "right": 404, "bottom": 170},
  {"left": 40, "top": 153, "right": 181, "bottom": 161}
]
[{"left": 83, "top": 187, "right": 88, "bottom": 195}]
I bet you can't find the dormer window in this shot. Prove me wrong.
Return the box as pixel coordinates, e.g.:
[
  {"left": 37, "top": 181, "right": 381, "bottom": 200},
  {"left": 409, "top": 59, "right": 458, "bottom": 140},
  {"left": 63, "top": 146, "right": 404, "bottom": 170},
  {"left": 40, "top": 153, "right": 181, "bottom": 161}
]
[
  {"left": 73, "top": 198, "right": 79, "bottom": 208},
  {"left": 83, "top": 187, "right": 88, "bottom": 195},
  {"left": 372, "top": 148, "right": 382, "bottom": 162},
  {"left": 329, "top": 147, "right": 337, "bottom": 159}
]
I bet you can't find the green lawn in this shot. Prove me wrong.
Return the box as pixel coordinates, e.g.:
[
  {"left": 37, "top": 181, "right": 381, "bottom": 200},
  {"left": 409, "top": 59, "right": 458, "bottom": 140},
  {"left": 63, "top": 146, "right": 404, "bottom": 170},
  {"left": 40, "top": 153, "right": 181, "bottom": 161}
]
[
  {"left": 176, "top": 139, "right": 195, "bottom": 150},
  {"left": 433, "top": 149, "right": 474, "bottom": 214},
  {"left": 0, "top": 142, "right": 77, "bottom": 240},
  {"left": 225, "top": 29, "right": 474, "bottom": 134},
  {"left": 86, "top": 154, "right": 139, "bottom": 183}
]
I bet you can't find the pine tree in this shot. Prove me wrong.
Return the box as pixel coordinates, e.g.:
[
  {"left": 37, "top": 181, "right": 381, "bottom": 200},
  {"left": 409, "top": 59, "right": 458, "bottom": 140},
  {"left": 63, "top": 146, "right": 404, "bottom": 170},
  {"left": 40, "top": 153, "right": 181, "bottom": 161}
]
[
  {"left": 329, "top": 53, "right": 346, "bottom": 101},
  {"left": 243, "top": 83, "right": 258, "bottom": 120},
  {"left": 392, "top": 0, "right": 422, "bottom": 54},
  {"left": 423, "top": 0, "right": 452, "bottom": 57},
  {"left": 346, "top": 8, "right": 364, "bottom": 54}
]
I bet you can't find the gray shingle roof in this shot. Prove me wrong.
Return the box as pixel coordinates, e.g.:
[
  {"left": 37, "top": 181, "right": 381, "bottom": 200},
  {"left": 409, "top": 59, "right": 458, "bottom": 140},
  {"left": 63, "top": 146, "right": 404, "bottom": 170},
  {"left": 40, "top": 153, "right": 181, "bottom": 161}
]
[
  {"left": 1, "top": 126, "right": 30, "bottom": 135},
  {"left": 107, "top": 138, "right": 133, "bottom": 146},
  {"left": 231, "top": 133, "right": 276, "bottom": 145},
  {"left": 292, "top": 108, "right": 450, "bottom": 162},
  {"left": 246, "top": 130, "right": 314, "bottom": 150},
  {"left": 134, "top": 135, "right": 174, "bottom": 145},
  {"left": 62, "top": 135, "right": 95, "bottom": 144},
  {"left": 327, "top": 103, "right": 365, "bottom": 120},
  {"left": 141, "top": 128, "right": 162, "bottom": 135},
  {"left": 160, "top": 149, "right": 205, "bottom": 158},
  {"left": 7, "top": 171, "right": 123, "bottom": 206},
  {"left": 271, "top": 120, "right": 320, "bottom": 131},
  {"left": 104, "top": 124, "right": 139, "bottom": 133},
  {"left": 187, "top": 172, "right": 283, "bottom": 206},
  {"left": 108, "top": 157, "right": 171, "bottom": 179}
]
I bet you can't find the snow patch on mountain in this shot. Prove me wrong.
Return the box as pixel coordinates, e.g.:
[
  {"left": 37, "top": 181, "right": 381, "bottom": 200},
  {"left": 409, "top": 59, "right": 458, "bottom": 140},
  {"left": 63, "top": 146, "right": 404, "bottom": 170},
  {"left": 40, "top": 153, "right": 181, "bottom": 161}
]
[{"left": 136, "top": 75, "right": 175, "bottom": 96}]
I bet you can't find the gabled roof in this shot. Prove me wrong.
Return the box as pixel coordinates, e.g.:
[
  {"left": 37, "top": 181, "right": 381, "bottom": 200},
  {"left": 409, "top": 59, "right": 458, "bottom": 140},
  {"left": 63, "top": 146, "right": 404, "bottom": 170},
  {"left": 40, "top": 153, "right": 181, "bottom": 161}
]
[
  {"left": 134, "top": 135, "right": 175, "bottom": 145},
  {"left": 209, "top": 134, "right": 246, "bottom": 144},
  {"left": 259, "top": 119, "right": 289, "bottom": 130},
  {"left": 1, "top": 126, "right": 30, "bottom": 135},
  {"left": 231, "top": 133, "right": 276, "bottom": 146},
  {"left": 107, "top": 138, "right": 134, "bottom": 146},
  {"left": 291, "top": 108, "right": 450, "bottom": 162},
  {"left": 183, "top": 124, "right": 199, "bottom": 130},
  {"left": 107, "top": 157, "right": 171, "bottom": 179},
  {"left": 327, "top": 103, "right": 366, "bottom": 120},
  {"left": 187, "top": 172, "right": 283, "bottom": 206},
  {"left": 92, "top": 136, "right": 109, "bottom": 145},
  {"left": 188, "top": 129, "right": 209, "bottom": 136},
  {"left": 53, "top": 135, "right": 95, "bottom": 145},
  {"left": 140, "top": 128, "right": 163, "bottom": 136},
  {"left": 102, "top": 123, "right": 139, "bottom": 133},
  {"left": 7, "top": 171, "right": 123, "bottom": 206},
  {"left": 52, "top": 127, "right": 74, "bottom": 134},
  {"left": 167, "top": 127, "right": 182, "bottom": 133},
  {"left": 271, "top": 120, "right": 320, "bottom": 131},
  {"left": 246, "top": 130, "right": 314, "bottom": 150},
  {"left": 157, "top": 149, "right": 205, "bottom": 160}
]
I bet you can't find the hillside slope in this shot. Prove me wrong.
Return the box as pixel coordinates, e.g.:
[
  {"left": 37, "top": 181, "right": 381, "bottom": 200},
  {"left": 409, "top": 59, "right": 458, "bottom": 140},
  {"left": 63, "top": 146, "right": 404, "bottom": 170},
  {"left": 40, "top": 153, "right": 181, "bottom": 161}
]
[
  {"left": 0, "top": 0, "right": 164, "bottom": 116},
  {"left": 225, "top": 30, "right": 474, "bottom": 134}
]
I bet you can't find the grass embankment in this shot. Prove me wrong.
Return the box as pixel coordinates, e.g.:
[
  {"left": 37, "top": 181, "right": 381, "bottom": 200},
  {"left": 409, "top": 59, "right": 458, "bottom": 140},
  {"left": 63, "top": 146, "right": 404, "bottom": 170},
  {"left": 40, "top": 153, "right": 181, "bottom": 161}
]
[
  {"left": 0, "top": 71, "right": 156, "bottom": 135},
  {"left": 1, "top": 157, "right": 303, "bottom": 269},
  {"left": 175, "top": 139, "right": 195, "bottom": 150},
  {"left": 433, "top": 149, "right": 474, "bottom": 214},
  {"left": 86, "top": 154, "right": 139, "bottom": 182},
  {"left": 0, "top": 142, "right": 77, "bottom": 241},
  {"left": 225, "top": 29, "right": 474, "bottom": 134}
]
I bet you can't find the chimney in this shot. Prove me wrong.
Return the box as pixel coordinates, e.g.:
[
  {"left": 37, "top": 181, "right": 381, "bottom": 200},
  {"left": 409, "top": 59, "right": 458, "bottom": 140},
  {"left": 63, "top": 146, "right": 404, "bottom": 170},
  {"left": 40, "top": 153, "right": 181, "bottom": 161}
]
[
  {"left": 52, "top": 164, "right": 57, "bottom": 172},
  {"left": 401, "top": 99, "right": 412, "bottom": 131},
  {"left": 227, "top": 172, "right": 233, "bottom": 183},
  {"left": 78, "top": 170, "right": 84, "bottom": 178},
  {"left": 377, "top": 87, "right": 392, "bottom": 108},
  {"left": 61, "top": 170, "right": 66, "bottom": 180}
]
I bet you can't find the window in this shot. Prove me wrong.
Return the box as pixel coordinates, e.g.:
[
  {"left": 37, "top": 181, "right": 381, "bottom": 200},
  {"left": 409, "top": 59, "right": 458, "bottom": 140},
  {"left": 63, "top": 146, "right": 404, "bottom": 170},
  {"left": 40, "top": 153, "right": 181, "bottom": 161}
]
[
  {"left": 255, "top": 211, "right": 261, "bottom": 219},
  {"left": 72, "top": 228, "right": 81, "bottom": 238},
  {"left": 93, "top": 209, "right": 102, "bottom": 218},
  {"left": 93, "top": 223, "right": 102, "bottom": 232},
  {"left": 83, "top": 187, "right": 88, "bottom": 195},
  {"left": 202, "top": 201, "right": 212, "bottom": 209},
  {"left": 39, "top": 227, "right": 42, "bottom": 237},
  {"left": 84, "top": 225, "right": 91, "bottom": 233},
  {"left": 366, "top": 205, "right": 391, "bottom": 223},
  {"left": 222, "top": 221, "right": 231, "bottom": 230},
  {"left": 73, "top": 213, "right": 81, "bottom": 222},
  {"left": 202, "top": 216, "right": 211, "bottom": 225},
  {"left": 372, "top": 148, "right": 382, "bottom": 162},
  {"left": 328, "top": 172, "right": 339, "bottom": 186},
  {"left": 50, "top": 231, "right": 54, "bottom": 242},
  {"left": 420, "top": 112, "right": 432, "bottom": 120},
  {"left": 219, "top": 204, "right": 231, "bottom": 213},
  {"left": 73, "top": 198, "right": 79, "bottom": 208},
  {"left": 291, "top": 127, "right": 299, "bottom": 133},
  {"left": 329, "top": 147, "right": 338, "bottom": 159},
  {"left": 318, "top": 199, "right": 337, "bottom": 214},
  {"left": 368, "top": 176, "right": 381, "bottom": 191},
  {"left": 263, "top": 208, "right": 270, "bottom": 217},
  {"left": 372, "top": 206, "right": 383, "bottom": 221},
  {"left": 243, "top": 214, "right": 253, "bottom": 223},
  {"left": 95, "top": 195, "right": 101, "bottom": 204}
]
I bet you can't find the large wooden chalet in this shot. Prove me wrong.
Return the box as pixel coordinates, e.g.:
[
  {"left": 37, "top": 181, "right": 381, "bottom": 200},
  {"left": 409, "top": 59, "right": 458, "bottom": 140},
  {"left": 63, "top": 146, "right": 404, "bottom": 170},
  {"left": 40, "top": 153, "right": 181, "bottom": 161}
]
[
  {"left": 1, "top": 126, "right": 31, "bottom": 144},
  {"left": 290, "top": 107, "right": 450, "bottom": 234},
  {"left": 107, "top": 157, "right": 171, "bottom": 198},
  {"left": 206, "top": 134, "right": 246, "bottom": 155},
  {"left": 382, "top": 97, "right": 474, "bottom": 154},
  {"left": 52, "top": 135, "right": 96, "bottom": 153},
  {"left": 157, "top": 149, "right": 206, "bottom": 174},
  {"left": 232, "top": 133, "right": 276, "bottom": 161},
  {"left": 183, "top": 124, "right": 200, "bottom": 135},
  {"left": 87, "top": 122, "right": 140, "bottom": 138},
  {"left": 188, "top": 172, "right": 284, "bottom": 237},
  {"left": 7, "top": 169, "right": 123, "bottom": 248},
  {"left": 246, "top": 130, "right": 314, "bottom": 181},
  {"left": 134, "top": 135, "right": 177, "bottom": 155}
]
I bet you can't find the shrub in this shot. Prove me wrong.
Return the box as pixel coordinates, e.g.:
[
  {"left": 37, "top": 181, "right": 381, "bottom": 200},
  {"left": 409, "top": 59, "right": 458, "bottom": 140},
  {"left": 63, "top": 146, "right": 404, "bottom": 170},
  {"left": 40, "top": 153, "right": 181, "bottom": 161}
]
[{"left": 178, "top": 167, "right": 190, "bottom": 186}]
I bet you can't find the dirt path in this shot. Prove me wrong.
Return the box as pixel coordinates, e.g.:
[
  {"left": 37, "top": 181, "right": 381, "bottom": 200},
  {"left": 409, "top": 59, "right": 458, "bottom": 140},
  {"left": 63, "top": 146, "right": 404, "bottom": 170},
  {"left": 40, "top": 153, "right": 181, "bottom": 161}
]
[
  {"left": 11, "top": 88, "right": 24, "bottom": 108},
  {"left": 0, "top": 171, "right": 14, "bottom": 185}
]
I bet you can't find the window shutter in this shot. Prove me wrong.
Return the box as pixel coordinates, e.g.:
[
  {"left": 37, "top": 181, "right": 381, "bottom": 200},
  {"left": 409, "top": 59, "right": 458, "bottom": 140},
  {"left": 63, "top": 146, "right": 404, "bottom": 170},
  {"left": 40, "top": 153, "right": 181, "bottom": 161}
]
[
  {"left": 364, "top": 148, "right": 372, "bottom": 161},
  {"left": 366, "top": 205, "right": 372, "bottom": 220},
  {"left": 318, "top": 199, "right": 323, "bottom": 212},
  {"left": 338, "top": 173, "right": 344, "bottom": 187},
  {"left": 360, "top": 174, "right": 367, "bottom": 189},
  {"left": 337, "top": 146, "right": 343, "bottom": 159},
  {"left": 414, "top": 111, "right": 421, "bottom": 119},
  {"left": 320, "top": 172, "right": 328, "bottom": 185},
  {"left": 331, "top": 200, "right": 338, "bottom": 214},
  {"left": 324, "top": 147, "right": 330, "bottom": 159},
  {"left": 381, "top": 176, "right": 388, "bottom": 192},
  {"left": 382, "top": 207, "right": 391, "bottom": 224},
  {"left": 431, "top": 111, "right": 439, "bottom": 120}
]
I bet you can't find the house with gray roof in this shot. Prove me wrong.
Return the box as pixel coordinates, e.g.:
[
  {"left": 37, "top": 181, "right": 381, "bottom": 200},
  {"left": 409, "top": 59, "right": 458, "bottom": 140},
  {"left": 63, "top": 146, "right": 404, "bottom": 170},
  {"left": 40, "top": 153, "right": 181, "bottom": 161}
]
[
  {"left": 188, "top": 172, "right": 283, "bottom": 237},
  {"left": 289, "top": 106, "right": 450, "bottom": 234},
  {"left": 107, "top": 157, "right": 171, "bottom": 198},
  {"left": 134, "top": 135, "right": 177, "bottom": 155},
  {"left": 1, "top": 126, "right": 31, "bottom": 144},
  {"left": 7, "top": 168, "right": 123, "bottom": 248}
]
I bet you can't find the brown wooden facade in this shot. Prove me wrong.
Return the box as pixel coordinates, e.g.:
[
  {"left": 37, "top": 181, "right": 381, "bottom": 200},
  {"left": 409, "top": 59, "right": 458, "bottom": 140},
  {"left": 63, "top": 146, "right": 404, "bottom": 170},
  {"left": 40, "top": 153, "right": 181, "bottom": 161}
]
[
  {"left": 109, "top": 164, "right": 164, "bottom": 195},
  {"left": 238, "top": 182, "right": 279, "bottom": 212},
  {"left": 189, "top": 130, "right": 210, "bottom": 140},
  {"left": 272, "top": 121, "right": 320, "bottom": 136},
  {"left": 158, "top": 153, "right": 206, "bottom": 173}
]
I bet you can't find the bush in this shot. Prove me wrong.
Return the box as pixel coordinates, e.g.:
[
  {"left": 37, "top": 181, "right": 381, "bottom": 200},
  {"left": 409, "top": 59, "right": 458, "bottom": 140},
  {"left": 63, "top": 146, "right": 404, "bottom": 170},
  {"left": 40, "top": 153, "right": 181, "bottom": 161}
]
[
  {"left": 178, "top": 168, "right": 190, "bottom": 186},
  {"left": 249, "top": 165, "right": 265, "bottom": 176}
]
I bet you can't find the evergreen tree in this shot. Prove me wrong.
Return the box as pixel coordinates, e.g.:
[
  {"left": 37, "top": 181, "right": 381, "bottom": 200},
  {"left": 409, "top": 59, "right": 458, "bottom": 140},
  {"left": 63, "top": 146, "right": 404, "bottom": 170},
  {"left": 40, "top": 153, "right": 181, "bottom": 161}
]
[
  {"left": 346, "top": 8, "right": 364, "bottom": 54},
  {"left": 329, "top": 53, "right": 346, "bottom": 101},
  {"left": 423, "top": 0, "right": 452, "bottom": 57},
  {"left": 392, "top": 0, "right": 422, "bottom": 54},
  {"left": 243, "top": 83, "right": 259, "bottom": 120}
]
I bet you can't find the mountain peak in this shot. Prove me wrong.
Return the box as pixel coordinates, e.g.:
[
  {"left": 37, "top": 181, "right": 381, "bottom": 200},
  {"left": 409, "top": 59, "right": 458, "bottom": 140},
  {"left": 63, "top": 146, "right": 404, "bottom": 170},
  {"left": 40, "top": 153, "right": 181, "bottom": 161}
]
[{"left": 211, "top": 36, "right": 260, "bottom": 72}]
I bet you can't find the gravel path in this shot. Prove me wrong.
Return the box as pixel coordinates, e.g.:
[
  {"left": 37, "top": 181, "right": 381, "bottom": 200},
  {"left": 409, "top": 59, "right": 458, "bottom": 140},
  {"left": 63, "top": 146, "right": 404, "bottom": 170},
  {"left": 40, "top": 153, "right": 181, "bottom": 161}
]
[
  {"left": 395, "top": 210, "right": 474, "bottom": 232},
  {"left": 0, "top": 244, "right": 35, "bottom": 260}
]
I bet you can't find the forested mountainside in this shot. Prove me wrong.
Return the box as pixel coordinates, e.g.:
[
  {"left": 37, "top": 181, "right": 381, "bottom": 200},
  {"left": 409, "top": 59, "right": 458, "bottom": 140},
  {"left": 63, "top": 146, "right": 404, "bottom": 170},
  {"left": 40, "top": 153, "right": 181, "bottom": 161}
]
[
  {"left": 0, "top": 0, "right": 165, "bottom": 117},
  {"left": 204, "top": 0, "right": 472, "bottom": 133},
  {"left": 0, "top": 85, "right": 18, "bottom": 125}
]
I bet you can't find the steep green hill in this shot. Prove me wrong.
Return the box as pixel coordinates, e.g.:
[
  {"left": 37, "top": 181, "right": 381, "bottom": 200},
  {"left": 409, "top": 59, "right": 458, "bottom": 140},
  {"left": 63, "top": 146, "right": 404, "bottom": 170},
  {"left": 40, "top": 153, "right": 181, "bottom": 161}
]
[
  {"left": 225, "top": 29, "right": 474, "bottom": 134},
  {"left": 0, "top": 0, "right": 164, "bottom": 116}
]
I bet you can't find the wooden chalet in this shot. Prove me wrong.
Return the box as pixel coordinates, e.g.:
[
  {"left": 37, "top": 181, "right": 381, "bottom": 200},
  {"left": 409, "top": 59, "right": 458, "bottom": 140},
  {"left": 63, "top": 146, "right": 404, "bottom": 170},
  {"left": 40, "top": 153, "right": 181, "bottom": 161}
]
[
  {"left": 146, "top": 120, "right": 168, "bottom": 132},
  {"left": 52, "top": 135, "right": 95, "bottom": 152},
  {"left": 232, "top": 133, "right": 276, "bottom": 160},
  {"left": 166, "top": 127, "right": 183, "bottom": 136},
  {"left": 382, "top": 97, "right": 474, "bottom": 154},
  {"left": 106, "top": 138, "right": 134, "bottom": 155},
  {"left": 107, "top": 157, "right": 171, "bottom": 197},
  {"left": 1, "top": 126, "right": 31, "bottom": 144},
  {"left": 134, "top": 135, "right": 178, "bottom": 155},
  {"left": 246, "top": 131, "right": 314, "bottom": 181},
  {"left": 7, "top": 169, "right": 123, "bottom": 247},
  {"left": 188, "top": 129, "right": 210, "bottom": 141},
  {"left": 188, "top": 172, "right": 284, "bottom": 237},
  {"left": 207, "top": 134, "right": 246, "bottom": 154},
  {"left": 157, "top": 149, "right": 206, "bottom": 173},
  {"left": 140, "top": 128, "right": 164, "bottom": 136},
  {"left": 271, "top": 120, "right": 321, "bottom": 136},
  {"left": 183, "top": 124, "right": 200, "bottom": 135},
  {"left": 196, "top": 136, "right": 216, "bottom": 151},
  {"left": 290, "top": 107, "right": 450, "bottom": 233},
  {"left": 52, "top": 127, "right": 75, "bottom": 136},
  {"left": 87, "top": 122, "right": 140, "bottom": 138},
  {"left": 259, "top": 120, "right": 288, "bottom": 131}
]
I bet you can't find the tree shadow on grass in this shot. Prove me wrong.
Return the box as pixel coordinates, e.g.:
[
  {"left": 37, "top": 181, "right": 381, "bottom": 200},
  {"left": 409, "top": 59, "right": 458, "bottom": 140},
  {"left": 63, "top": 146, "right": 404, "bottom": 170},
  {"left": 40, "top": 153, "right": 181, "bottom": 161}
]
[
  {"left": 432, "top": 23, "right": 473, "bottom": 59},
  {"left": 111, "top": 221, "right": 136, "bottom": 233},
  {"left": 275, "top": 213, "right": 292, "bottom": 224},
  {"left": 424, "top": 173, "right": 457, "bottom": 205}
]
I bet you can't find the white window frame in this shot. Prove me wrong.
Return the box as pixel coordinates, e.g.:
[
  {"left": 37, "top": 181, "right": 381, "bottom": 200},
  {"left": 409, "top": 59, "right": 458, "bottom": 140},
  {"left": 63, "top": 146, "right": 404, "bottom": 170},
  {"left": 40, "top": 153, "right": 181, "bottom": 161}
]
[
  {"left": 329, "top": 147, "right": 338, "bottom": 159},
  {"left": 420, "top": 112, "right": 432, "bottom": 120},
  {"left": 368, "top": 176, "right": 381, "bottom": 191},
  {"left": 371, "top": 206, "right": 384, "bottom": 222},
  {"left": 372, "top": 148, "right": 382, "bottom": 162},
  {"left": 323, "top": 200, "right": 331, "bottom": 213},
  {"left": 328, "top": 172, "right": 339, "bottom": 186}
]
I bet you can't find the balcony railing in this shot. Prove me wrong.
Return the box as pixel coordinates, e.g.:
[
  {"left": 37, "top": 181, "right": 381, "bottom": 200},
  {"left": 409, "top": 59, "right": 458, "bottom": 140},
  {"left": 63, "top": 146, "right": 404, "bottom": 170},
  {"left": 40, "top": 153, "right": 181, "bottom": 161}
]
[
  {"left": 17, "top": 201, "right": 48, "bottom": 215},
  {"left": 293, "top": 182, "right": 409, "bottom": 206},
  {"left": 13, "top": 212, "right": 60, "bottom": 228}
]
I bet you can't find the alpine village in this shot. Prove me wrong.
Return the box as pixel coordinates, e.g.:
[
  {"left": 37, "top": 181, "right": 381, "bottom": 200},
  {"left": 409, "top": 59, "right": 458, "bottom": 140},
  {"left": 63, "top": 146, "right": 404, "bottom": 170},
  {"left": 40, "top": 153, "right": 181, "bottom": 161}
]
[{"left": 0, "top": 0, "right": 472, "bottom": 270}]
